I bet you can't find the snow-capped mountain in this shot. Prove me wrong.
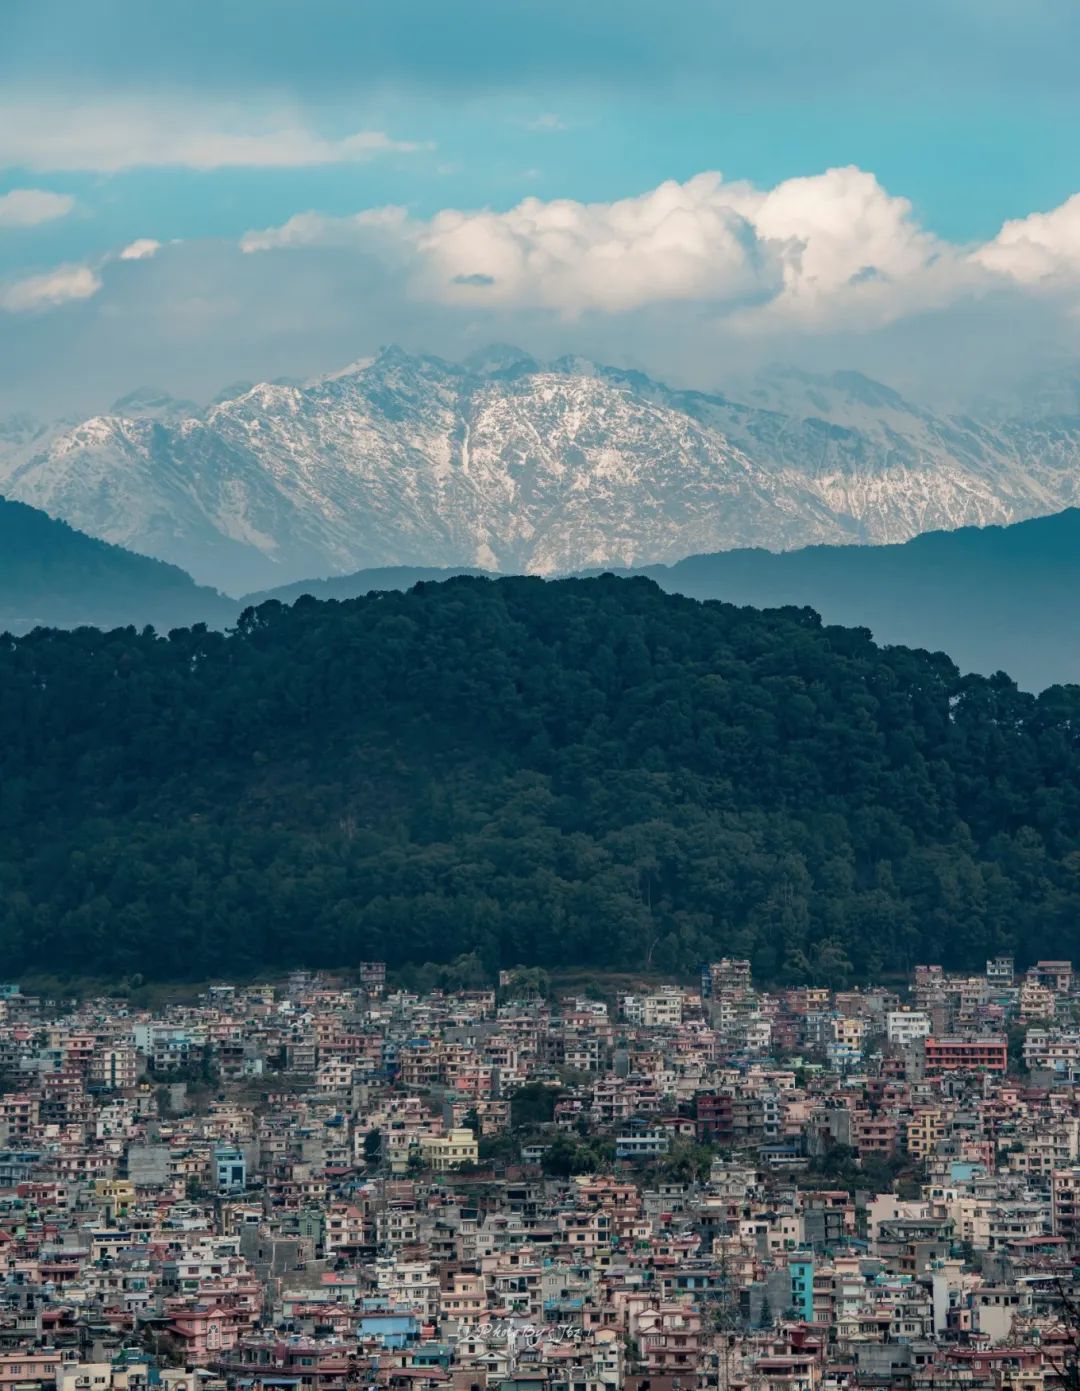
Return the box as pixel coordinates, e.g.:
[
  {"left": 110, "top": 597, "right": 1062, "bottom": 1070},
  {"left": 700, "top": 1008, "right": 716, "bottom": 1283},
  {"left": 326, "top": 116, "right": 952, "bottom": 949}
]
[{"left": 4, "top": 347, "right": 1080, "bottom": 593}]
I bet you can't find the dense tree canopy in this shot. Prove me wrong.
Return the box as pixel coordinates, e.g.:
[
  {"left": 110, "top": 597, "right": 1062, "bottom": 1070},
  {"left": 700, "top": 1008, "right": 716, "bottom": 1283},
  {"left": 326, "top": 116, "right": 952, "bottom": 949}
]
[{"left": 2, "top": 574, "right": 1079, "bottom": 981}]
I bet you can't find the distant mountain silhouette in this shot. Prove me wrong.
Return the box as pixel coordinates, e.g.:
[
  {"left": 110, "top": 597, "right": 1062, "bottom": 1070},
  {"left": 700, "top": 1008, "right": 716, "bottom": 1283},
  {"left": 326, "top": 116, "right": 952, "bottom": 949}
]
[
  {"left": 0, "top": 495, "right": 234, "bottom": 633},
  {"left": 625, "top": 509, "right": 1080, "bottom": 691},
  {"left": 16, "top": 493, "right": 1080, "bottom": 689}
]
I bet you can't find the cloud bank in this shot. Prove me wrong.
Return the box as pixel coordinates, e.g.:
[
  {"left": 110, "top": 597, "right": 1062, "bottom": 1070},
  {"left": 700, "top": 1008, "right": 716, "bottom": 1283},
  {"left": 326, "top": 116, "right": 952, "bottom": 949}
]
[
  {"left": 240, "top": 165, "right": 1079, "bottom": 332},
  {"left": 7, "top": 164, "right": 1080, "bottom": 414}
]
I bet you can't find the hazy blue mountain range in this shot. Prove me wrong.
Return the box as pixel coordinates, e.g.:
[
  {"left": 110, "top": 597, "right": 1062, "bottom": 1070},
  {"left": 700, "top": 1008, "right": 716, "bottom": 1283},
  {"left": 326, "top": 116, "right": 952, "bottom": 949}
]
[
  {"left": 627, "top": 509, "right": 1080, "bottom": 693},
  {"left": 0, "top": 495, "right": 234, "bottom": 634},
  {"left": 6, "top": 347, "right": 1080, "bottom": 593},
  {"left": 8, "top": 481, "right": 1080, "bottom": 690}
]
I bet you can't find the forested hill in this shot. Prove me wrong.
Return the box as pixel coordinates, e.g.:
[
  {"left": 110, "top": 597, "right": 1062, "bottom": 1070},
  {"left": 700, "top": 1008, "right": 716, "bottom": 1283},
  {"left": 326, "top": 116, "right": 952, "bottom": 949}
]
[
  {"left": 632, "top": 508, "right": 1080, "bottom": 692},
  {"left": 237, "top": 508, "right": 1080, "bottom": 692},
  {"left": 241, "top": 564, "right": 491, "bottom": 607},
  {"left": 0, "top": 495, "right": 235, "bottom": 633},
  {"left": 3, "top": 574, "right": 1080, "bottom": 983}
]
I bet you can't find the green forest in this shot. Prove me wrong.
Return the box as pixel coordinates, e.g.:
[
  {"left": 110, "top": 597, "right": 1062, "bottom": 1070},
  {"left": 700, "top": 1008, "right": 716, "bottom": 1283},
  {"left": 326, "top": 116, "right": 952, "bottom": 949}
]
[{"left": 2, "top": 574, "right": 1080, "bottom": 982}]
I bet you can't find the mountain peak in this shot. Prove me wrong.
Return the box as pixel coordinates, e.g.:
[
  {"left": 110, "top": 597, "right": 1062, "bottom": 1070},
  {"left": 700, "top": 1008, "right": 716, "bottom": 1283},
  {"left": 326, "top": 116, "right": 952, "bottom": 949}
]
[
  {"left": 372, "top": 343, "right": 435, "bottom": 369},
  {"left": 736, "top": 363, "right": 922, "bottom": 426},
  {"left": 549, "top": 353, "right": 600, "bottom": 377},
  {"left": 461, "top": 343, "right": 540, "bottom": 379},
  {"left": 826, "top": 369, "right": 910, "bottom": 410}
]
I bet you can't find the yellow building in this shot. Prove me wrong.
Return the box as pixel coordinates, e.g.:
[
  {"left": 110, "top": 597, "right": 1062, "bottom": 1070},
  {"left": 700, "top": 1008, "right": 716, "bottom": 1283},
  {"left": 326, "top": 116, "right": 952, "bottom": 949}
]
[
  {"left": 906, "top": 1108, "right": 945, "bottom": 1162},
  {"left": 94, "top": 1177, "right": 136, "bottom": 1219},
  {"left": 419, "top": 1127, "right": 478, "bottom": 1171}
]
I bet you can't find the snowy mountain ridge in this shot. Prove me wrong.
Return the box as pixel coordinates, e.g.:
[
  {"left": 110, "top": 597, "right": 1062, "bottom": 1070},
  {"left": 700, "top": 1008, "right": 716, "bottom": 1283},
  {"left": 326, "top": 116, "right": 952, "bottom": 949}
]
[{"left": 4, "top": 346, "right": 1080, "bottom": 594}]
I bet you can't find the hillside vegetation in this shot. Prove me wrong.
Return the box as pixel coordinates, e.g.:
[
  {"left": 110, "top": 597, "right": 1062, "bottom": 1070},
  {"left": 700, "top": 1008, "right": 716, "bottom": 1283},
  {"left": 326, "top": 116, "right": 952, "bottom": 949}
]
[
  {"left": 2, "top": 575, "right": 1079, "bottom": 980},
  {"left": 633, "top": 508, "right": 1080, "bottom": 692},
  {"left": 0, "top": 495, "right": 234, "bottom": 633}
]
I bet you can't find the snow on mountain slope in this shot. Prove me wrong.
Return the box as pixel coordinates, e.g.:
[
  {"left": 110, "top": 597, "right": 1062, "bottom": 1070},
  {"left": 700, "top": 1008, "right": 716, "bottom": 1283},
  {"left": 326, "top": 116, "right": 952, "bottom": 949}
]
[
  {"left": 0, "top": 412, "right": 71, "bottom": 473},
  {"left": 596, "top": 362, "right": 1080, "bottom": 541},
  {"left": 4, "top": 347, "right": 1080, "bottom": 593}
]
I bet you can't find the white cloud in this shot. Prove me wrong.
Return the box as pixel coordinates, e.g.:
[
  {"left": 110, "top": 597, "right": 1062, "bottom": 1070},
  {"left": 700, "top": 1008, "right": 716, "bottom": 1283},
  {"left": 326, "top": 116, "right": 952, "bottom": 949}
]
[
  {"left": 735, "top": 166, "right": 948, "bottom": 311},
  {"left": 243, "top": 174, "right": 782, "bottom": 313},
  {"left": 1, "top": 262, "right": 101, "bottom": 313},
  {"left": 9, "top": 166, "right": 1080, "bottom": 417},
  {"left": 119, "top": 238, "right": 162, "bottom": 260},
  {"left": 241, "top": 166, "right": 958, "bottom": 325},
  {"left": 0, "top": 188, "right": 76, "bottom": 227},
  {"left": 239, "top": 165, "right": 1080, "bottom": 339},
  {"left": 974, "top": 194, "right": 1080, "bottom": 285},
  {"left": 240, "top": 205, "right": 411, "bottom": 254},
  {"left": 0, "top": 97, "right": 432, "bottom": 172},
  {"left": 415, "top": 174, "right": 781, "bottom": 313}
]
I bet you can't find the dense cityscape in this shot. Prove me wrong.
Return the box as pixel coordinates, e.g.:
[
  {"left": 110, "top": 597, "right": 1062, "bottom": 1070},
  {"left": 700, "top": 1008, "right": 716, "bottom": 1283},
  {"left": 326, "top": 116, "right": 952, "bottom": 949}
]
[{"left": 0, "top": 957, "right": 1076, "bottom": 1391}]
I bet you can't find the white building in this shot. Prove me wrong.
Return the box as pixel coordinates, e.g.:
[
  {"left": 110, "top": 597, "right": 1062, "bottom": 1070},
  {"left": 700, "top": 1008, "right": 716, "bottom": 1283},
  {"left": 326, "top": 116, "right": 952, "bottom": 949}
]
[
  {"left": 886, "top": 1010, "right": 931, "bottom": 1046},
  {"left": 622, "top": 990, "right": 684, "bottom": 1028}
]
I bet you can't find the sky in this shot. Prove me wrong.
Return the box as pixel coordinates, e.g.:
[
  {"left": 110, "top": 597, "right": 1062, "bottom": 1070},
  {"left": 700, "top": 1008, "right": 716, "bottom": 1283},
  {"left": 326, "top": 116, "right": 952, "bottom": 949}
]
[{"left": 4, "top": 0, "right": 1080, "bottom": 416}]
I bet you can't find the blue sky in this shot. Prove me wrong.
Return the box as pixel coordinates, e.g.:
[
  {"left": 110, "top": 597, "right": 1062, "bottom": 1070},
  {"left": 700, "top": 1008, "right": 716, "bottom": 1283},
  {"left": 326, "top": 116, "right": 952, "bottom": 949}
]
[{"left": 4, "top": 0, "right": 1080, "bottom": 414}]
